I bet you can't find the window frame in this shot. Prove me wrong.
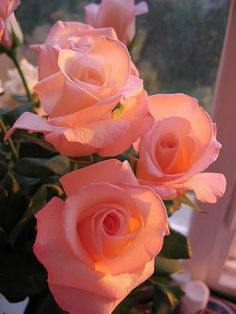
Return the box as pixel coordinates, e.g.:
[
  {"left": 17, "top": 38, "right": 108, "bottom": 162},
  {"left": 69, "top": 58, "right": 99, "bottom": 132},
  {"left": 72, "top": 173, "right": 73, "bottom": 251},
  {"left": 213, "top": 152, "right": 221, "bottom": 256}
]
[{"left": 186, "top": 0, "right": 236, "bottom": 297}]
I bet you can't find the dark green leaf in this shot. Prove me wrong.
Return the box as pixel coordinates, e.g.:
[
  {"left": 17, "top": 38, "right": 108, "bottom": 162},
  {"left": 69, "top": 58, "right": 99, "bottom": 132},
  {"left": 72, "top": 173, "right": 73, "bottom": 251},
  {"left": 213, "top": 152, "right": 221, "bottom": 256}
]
[
  {"left": 0, "top": 160, "right": 8, "bottom": 178},
  {"left": 19, "top": 140, "right": 56, "bottom": 159},
  {"left": 0, "top": 186, "right": 8, "bottom": 225},
  {"left": 9, "top": 184, "right": 64, "bottom": 245},
  {"left": 0, "top": 250, "right": 47, "bottom": 300},
  {"left": 152, "top": 283, "right": 184, "bottom": 314},
  {"left": 3, "top": 190, "right": 29, "bottom": 234},
  {"left": 44, "top": 155, "right": 70, "bottom": 175},
  {"left": 16, "top": 158, "right": 54, "bottom": 178},
  {"left": 155, "top": 257, "right": 182, "bottom": 276},
  {"left": 0, "top": 228, "right": 10, "bottom": 250},
  {"left": 3, "top": 103, "right": 33, "bottom": 126},
  {"left": 17, "top": 175, "right": 40, "bottom": 195},
  {"left": 159, "top": 228, "right": 191, "bottom": 259},
  {"left": 0, "top": 175, "right": 30, "bottom": 233},
  {"left": 2, "top": 174, "right": 20, "bottom": 193},
  {"left": 113, "top": 288, "right": 140, "bottom": 314},
  {"left": 26, "top": 136, "right": 57, "bottom": 153},
  {"left": 16, "top": 155, "right": 70, "bottom": 178},
  {"left": 0, "top": 107, "right": 9, "bottom": 116},
  {"left": 25, "top": 293, "right": 65, "bottom": 314}
]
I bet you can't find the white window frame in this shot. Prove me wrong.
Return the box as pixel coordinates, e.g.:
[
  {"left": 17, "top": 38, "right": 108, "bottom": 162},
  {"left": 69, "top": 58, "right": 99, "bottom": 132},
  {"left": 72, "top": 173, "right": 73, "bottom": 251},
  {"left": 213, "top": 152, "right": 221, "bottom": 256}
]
[{"left": 186, "top": 0, "right": 236, "bottom": 297}]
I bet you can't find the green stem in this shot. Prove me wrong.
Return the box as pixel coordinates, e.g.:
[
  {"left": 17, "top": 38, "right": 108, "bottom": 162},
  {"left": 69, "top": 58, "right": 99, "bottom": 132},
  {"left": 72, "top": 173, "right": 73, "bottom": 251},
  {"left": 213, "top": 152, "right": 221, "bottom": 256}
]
[
  {"left": 7, "top": 49, "right": 32, "bottom": 103},
  {"left": 0, "top": 117, "right": 18, "bottom": 159}
]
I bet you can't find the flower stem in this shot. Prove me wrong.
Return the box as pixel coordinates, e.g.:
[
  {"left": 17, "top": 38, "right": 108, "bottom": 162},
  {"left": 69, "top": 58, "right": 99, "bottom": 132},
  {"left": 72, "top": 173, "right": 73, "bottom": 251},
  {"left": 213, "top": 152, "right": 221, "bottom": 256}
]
[
  {"left": 7, "top": 49, "right": 33, "bottom": 103},
  {"left": 0, "top": 117, "right": 18, "bottom": 159}
]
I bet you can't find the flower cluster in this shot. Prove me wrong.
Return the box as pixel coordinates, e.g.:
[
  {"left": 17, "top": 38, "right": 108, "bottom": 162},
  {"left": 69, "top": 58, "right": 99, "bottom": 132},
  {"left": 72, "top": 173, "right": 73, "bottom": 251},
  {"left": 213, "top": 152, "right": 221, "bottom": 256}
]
[{"left": 0, "top": 1, "right": 226, "bottom": 314}]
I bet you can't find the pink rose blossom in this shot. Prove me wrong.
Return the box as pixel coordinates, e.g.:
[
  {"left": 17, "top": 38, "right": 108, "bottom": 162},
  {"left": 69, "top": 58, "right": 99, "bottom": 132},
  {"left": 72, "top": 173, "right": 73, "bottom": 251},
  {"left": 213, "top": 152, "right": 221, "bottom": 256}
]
[
  {"left": 85, "top": 0, "right": 148, "bottom": 45},
  {"left": 5, "top": 21, "right": 153, "bottom": 157},
  {"left": 0, "top": 0, "right": 22, "bottom": 47},
  {"left": 33, "top": 159, "right": 169, "bottom": 314},
  {"left": 137, "top": 93, "right": 226, "bottom": 203}
]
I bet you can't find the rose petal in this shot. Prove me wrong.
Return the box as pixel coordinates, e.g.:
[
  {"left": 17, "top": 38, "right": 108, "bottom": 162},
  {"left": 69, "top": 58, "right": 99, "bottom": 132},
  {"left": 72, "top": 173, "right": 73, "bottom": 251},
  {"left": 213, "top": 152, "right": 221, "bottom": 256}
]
[
  {"left": 96, "top": 0, "right": 134, "bottom": 44},
  {"left": 34, "top": 188, "right": 154, "bottom": 302},
  {"left": 99, "top": 91, "right": 153, "bottom": 156},
  {"left": 4, "top": 112, "right": 56, "bottom": 141},
  {"left": 149, "top": 94, "right": 212, "bottom": 147},
  {"left": 49, "top": 260, "right": 153, "bottom": 314},
  {"left": 60, "top": 160, "right": 138, "bottom": 196},
  {"left": 174, "top": 172, "right": 226, "bottom": 203},
  {"left": 34, "top": 71, "right": 98, "bottom": 117},
  {"left": 32, "top": 45, "right": 60, "bottom": 80},
  {"left": 84, "top": 36, "right": 131, "bottom": 87},
  {"left": 63, "top": 118, "right": 129, "bottom": 148},
  {"left": 95, "top": 186, "right": 168, "bottom": 275}
]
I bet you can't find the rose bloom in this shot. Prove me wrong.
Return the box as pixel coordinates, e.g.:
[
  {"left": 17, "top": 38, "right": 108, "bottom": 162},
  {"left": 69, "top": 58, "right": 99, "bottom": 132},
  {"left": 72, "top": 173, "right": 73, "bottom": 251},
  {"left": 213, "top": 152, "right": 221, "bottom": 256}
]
[
  {"left": 136, "top": 93, "right": 226, "bottom": 203},
  {"left": 33, "top": 160, "right": 169, "bottom": 314},
  {"left": 5, "top": 21, "right": 153, "bottom": 157},
  {"left": 85, "top": 0, "right": 148, "bottom": 45},
  {"left": 0, "top": 0, "right": 22, "bottom": 47}
]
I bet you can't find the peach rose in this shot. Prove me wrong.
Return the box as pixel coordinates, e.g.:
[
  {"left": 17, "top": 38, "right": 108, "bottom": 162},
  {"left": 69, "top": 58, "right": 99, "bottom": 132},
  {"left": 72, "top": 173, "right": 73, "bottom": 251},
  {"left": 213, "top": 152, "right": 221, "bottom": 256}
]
[
  {"left": 0, "top": 0, "right": 22, "bottom": 46},
  {"left": 31, "top": 21, "right": 118, "bottom": 81},
  {"left": 85, "top": 0, "right": 148, "bottom": 45},
  {"left": 5, "top": 22, "right": 153, "bottom": 157},
  {"left": 33, "top": 160, "right": 169, "bottom": 314},
  {"left": 137, "top": 93, "right": 226, "bottom": 203}
]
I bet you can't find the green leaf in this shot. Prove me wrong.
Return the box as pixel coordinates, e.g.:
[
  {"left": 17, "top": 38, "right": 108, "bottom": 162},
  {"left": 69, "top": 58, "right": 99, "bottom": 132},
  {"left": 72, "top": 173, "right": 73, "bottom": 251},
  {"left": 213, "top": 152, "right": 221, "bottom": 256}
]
[
  {"left": 69, "top": 155, "right": 94, "bottom": 170},
  {"left": 159, "top": 228, "right": 191, "bottom": 259},
  {"left": 15, "top": 155, "right": 70, "bottom": 178},
  {"left": 0, "top": 174, "right": 30, "bottom": 233},
  {"left": 25, "top": 293, "right": 65, "bottom": 314},
  {"left": 19, "top": 140, "right": 56, "bottom": 159},
  {"left": 0, "top": 250, "right": 47, "bottom": 300},
  {"left": 0, "top": 228, "right": 10, "bottom": 250},
  {"left": 26, "top": 135, "right": 57, "bottom": 153},
  {"left": 44, "top": 155, "right": 70, "bottom": 175},
  {"left": 9, "top": 184, "right": 64, "bottom": 245},
  {"left": 0, "top": 160, "right": 8, "bottom": 178},
  {"left": 2, "top": 174, "right": 20, "bottom": 193},
  {"left": 113, "top": 290, "right": 140, "bottom": 314},
  {"left": 152, "top": 283, "right": 184, "bottom": 314},
  {"left": 3, "top": 103, "right": 33, "bottom": 126},
  {"left": 155, "top": 257, "right": 182, "bottom": 276},
  {"left": 0, "top": 186, "right": 8, "bottom": 225},
  {"left": 15, "top": 158, "right": 54, "bottom": 178},
  {"left": 3, "top": 191, "right": 29, "bottom": 234},
  {"left": 0, "top": 107, "right": 9, "bottom": 116}
]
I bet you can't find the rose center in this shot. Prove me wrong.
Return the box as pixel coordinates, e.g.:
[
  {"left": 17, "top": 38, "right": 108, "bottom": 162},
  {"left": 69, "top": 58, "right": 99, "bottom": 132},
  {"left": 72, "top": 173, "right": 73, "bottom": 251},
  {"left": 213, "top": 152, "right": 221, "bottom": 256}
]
[
  {"left": 159, "top": 132, "right": 177, "bottom": 149},
  {"left": 80, "top": 67, "right": 104, "bottom": 86},
  {"left": 103, "top": 212, "right": 120, "bottom": 236}
]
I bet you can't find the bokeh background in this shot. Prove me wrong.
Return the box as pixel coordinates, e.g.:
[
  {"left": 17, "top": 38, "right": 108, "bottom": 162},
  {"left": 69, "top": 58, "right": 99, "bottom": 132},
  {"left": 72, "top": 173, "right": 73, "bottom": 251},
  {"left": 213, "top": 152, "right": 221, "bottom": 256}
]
[{"left": 1, "top": 0, "right": 231, "bottom": 112}]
